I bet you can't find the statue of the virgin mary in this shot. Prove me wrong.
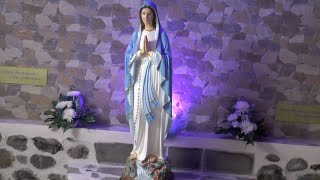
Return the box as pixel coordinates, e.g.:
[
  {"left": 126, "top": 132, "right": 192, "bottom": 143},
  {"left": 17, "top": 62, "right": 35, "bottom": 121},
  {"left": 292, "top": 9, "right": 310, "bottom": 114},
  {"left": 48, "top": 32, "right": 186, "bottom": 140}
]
[{"left": 124, "top": 0, "right": 172, "bottom": 162}]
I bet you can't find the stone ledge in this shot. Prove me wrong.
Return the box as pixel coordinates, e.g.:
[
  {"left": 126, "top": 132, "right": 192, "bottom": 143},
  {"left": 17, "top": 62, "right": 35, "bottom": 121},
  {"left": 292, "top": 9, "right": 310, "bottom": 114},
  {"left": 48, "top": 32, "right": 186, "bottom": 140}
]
[
  {"left": 1, "top": 118, "right": 320, "bottom": 147},
  {"left": 1, "top": 118, "right": 320, "bottom": 179}
]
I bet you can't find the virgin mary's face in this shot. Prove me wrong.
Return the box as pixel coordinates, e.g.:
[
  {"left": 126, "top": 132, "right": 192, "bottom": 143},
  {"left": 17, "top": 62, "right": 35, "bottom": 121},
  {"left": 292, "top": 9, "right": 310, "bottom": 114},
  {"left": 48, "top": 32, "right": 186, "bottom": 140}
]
[{"left": 140, "top": 7, "right": 154, "bottom": 26}]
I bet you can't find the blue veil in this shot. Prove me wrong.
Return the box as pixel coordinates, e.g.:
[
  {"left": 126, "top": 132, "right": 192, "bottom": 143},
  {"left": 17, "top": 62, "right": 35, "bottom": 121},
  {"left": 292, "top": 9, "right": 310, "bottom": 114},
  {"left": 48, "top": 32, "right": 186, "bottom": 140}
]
[{"left": 124, "top": 0, "right": 172, "bottom": 137}]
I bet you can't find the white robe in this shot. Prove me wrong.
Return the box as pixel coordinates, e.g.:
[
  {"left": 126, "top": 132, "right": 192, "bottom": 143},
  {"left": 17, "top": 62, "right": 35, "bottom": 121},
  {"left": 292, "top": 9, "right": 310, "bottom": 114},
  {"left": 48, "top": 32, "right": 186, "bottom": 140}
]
[{"left": 130, "top": 30, "right": 168, "bottom": 161}]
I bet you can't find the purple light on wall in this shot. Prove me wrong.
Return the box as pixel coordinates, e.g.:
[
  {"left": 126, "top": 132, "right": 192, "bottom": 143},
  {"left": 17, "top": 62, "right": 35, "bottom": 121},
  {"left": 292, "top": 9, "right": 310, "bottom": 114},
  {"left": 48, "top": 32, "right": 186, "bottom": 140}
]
[{"left": 169, "top": 93, "right": 188, "bottom": 135}]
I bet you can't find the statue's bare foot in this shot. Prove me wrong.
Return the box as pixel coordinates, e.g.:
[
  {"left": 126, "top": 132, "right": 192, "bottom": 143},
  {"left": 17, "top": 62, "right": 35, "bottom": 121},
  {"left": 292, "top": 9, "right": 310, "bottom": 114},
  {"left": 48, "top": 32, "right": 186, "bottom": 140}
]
[{"left": 129, "top": 152, "right": 137, "bottom": 160}]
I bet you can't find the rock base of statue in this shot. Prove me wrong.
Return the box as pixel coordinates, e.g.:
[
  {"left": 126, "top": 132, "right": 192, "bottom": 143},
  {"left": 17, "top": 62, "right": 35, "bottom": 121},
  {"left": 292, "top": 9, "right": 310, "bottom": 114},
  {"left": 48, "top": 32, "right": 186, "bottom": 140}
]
[{"left": 120, "top": 155, "right": 174, "bottom": 180}]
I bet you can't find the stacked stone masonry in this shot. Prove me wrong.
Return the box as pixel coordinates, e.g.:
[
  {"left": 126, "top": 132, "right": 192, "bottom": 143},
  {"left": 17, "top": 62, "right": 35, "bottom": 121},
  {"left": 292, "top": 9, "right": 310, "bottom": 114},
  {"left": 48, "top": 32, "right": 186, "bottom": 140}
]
[
  {"left": 0, "top": 125, "right": 320, "bottom": 180},
  {"left": 1, "top": 0, "right": 320, "bottom": 139}
]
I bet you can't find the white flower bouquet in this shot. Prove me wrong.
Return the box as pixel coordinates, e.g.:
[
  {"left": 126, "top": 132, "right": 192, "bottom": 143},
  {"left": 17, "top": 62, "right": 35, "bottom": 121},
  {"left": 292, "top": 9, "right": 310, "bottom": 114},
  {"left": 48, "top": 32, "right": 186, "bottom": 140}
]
[
  {"left": 215, "top": 99, "right": 265, "bottom": 145},
  {"left": 43, "top": 91, "right": 95, "bottom": 132}
]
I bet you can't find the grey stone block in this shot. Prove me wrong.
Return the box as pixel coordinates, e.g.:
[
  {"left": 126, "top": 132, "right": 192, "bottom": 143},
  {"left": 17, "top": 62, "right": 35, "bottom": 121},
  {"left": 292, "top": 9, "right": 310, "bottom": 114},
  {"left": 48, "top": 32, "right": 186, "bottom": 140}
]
[
  {"left": 30, "top": 154, "right": 56, "bottom": 169},
  {"left": 168, "top": 147, "right": 202, "bottom": 170},
  {"left": 67, "top": 145, "right": 89, "bottom": 159},
  {"left": 13, "top": 169, "right": 39, "bottom": 180},
  {"left": 94, "top": 143, "right": 132, "bottom": 164},
  {"left": 286, "top": 158, "right": 308, "bottom": 172},
  {"left": 0, "top": 148, "right": 15, "bottom": 168},
  {"left": 6, "top": 135, "right": 27, "bottom": 151},
  {"left": 32, "top": 137, "right": 63, "bottom": 155},
  {"left": 204, "top": 150, "right": 254, "bottom": 174},
  {"left": 257, "top": 164, "right": 285, "bottom": 180},
  {"left": 265, "top": 154, "right": 280, "bottom": 162},
  {"left": 297, "top": 173, "right": 320, "bottom": 180},
  {"left": 48, "top": 173, "right": 67, "bottom": 180},
  {"left": 16, "top": 155, "right": 27, "bottom": 164},
  {"left": 96, "top": 167, "right": 124, "bottom": 176},
  {"left": 67, "top": 167, "right": 81, "bottom": 174}
]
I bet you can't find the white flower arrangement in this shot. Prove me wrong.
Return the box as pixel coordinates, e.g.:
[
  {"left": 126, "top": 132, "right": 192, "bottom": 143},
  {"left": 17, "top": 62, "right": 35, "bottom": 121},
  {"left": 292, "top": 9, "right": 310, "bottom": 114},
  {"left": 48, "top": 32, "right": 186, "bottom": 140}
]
[
  {"left": 43, "top": 91, "right": 95, "bottom": 132},
  {"left": 216, "top": 99, "right": 265, "bottom": 145}
]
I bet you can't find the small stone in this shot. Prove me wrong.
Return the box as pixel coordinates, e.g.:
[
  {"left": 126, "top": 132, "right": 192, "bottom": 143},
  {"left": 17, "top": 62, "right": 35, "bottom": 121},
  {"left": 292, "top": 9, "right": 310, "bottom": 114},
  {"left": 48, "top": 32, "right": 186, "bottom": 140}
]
[
  {"left": 98, "top": 4, "right": 112, "bottom": 17},
  {"left": 0, "top": 108, "right": 14, "bottom": 118},
  {"left": 94, "top": 77, "right": 110, "bottom": 90},
  {"left": 286, "top": 158, "right": 308, "bottom": 172},
  {"left": 257, "top": 164, "right": 284, "bottom": 180},
  {"left": 167, "top": 19, "right": 186, "bottom": 31},
  {"left": 110, "top": 40, "right": 126, "bottom": 64},
  {"left": 6, "top": 135, "right": 27, "bottom": 151},
  {"left": 289, "top": 35, "right": 304, "bottom": 43},
  {"left": 21, "top": 85, "right": 42, "bottom": 95},
  {"left": 43, "top": 39, "right": 58, "bottom": 51},
  {"left": 310, "top": 164, "right": 320, "bottom": 171},
  {"left": 259, "top": 8, "right": 274, "bottom": 17},
  {"left": 84, "top": 69, "right": 97, "bottom": 81},
  {"left": 13, "top": 169, "right": 39, "bottom": 180},
  {"left": 112, "top": 3, "right": 130, "bottom": 18},
  {"left": 30, "top": 154, "right": 56, "bottom": 169},
  {"left": 279, "top": 49, "right": 298, "bottom": 64},
  {"left": 48, "top": 173, "right": 67, "bottom": 180},
  {"left": 12, "top": 106, "right": 28, "bottom": 119},
  {"left": 4, "top": 12, "right": 23, "bottom": 25},
  {"left": 280, "top": 63, "right": 296, "bottom": 77},
  {"left": 265, "top": 154, "right": 280, "bottom": 162},
  {"left": 91, "top": 173, "right": 100, "bottom": 178},
  {"left": 67, "top": 145, "right": 89, "bottom": 159},
  {"left": 95, "top": 41, "right": 111, "bottom": 54},
  {"left": 111, "top": 91, "right": 124, "bottom": 102},
  {"left": 78, "top": 15, "right": 90, "bottom": 26},
  {"left": 6, "top": 84, "right": 21, "bottom": 96},
  {"left": 293, "top": 72, "right": 306, "bottom": 82},
  {"left": 112, "top": 17, "right": 130, "bottom": 31},
  {"left": 35, "top": 14, "right": 53, "bottom": 27},
  {"left": 261, "top": 51, "right": 278, "bottom": 64},
  {"left": 297, "top": 173, "right": 320, "bottom": 180},
  {"left": 207, "top": 11, "right": 223, "bottom": 23},
  {"left": 59, "top": 1, "right": 75, "bottom": 15},
  {"left": 0, "top": 149, "right": 15, "bottom": 168},
  {"left": 223, "top": 23, "right": 242, "bottom": 34},
  {"left": 89, "top": 54, "right": 104, "bottom": 66},
  {"left": 5, "top": 48, "right": 23, "bottom": 59},
  {"left": 90, "top": 18, "right": 106, "bottom": 30},
  {"left": 67, "top": 24, "right": 80, "bottom": 32},
  {"left": 256, "top": 24, "right": 273, "bottom": 39},
  {"left": 202, "top": 35, "right": 223, "bottom": 49},
  {"left": 258, "top": 39, "right": 280, "bottom": 51},
  {"left": 288, "top": 43, "right": 309, "bottom": 54},
  {"left": 22, "top": 3, "right": 43, "bottom": 14},
  {"left": 68, "top": 167, "right": 81, "bottom": 174},
  {"left": 5, "top": 0, "right": 22, "bottom": 12},
  {"left": 296, "top": 64, "right": 319, "bottom": 75},
  {"left": 43, "top": 3, "right": 58, "bottom": 16},
  {"left": 22, "top": 40, "right": 42, "bottom": 50},
  {"left": 94, "top": 143, "right": 132, "bottom": 164},
  {"left": 32, "top": 31, "right": 44, "bottom": 42},
  {"left": 66, "top": 60, "right": 80, "bottom": 68},
  {"left": 65, "top": 0, "right": 86, "bottom": 6},
  {"left": 32, "top": 137, "right": 63, "bottom": 155},
  {"left": 16, "top": 155, "right": 28, "bottom": 164}
]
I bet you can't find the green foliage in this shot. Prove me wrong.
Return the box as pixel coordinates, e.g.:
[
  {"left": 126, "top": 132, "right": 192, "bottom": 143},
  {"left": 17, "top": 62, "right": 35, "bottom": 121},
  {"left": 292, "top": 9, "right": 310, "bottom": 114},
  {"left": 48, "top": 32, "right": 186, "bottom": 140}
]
[
  {"left": 43, "top": 92, "right": 95, "bottom": 132},
  {"left": 215, "top": 100, "right": 266, "bottom": 145}
]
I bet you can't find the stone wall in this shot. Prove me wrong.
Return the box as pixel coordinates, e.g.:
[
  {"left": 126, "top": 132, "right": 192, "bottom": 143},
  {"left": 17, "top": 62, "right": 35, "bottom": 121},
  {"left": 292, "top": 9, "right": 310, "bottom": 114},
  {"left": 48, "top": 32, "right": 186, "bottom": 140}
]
[
  {"left": 0, "top": 121, "right": 319, "bottom": 180},
  {"left": 0, "top": 0, "right": 320, "bottom": 139}
]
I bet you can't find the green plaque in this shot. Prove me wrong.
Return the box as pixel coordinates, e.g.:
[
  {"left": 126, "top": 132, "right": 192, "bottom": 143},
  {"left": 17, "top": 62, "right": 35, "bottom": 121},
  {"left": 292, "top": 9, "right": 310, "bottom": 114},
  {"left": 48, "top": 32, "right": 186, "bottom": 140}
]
[
  {"left": 276, "top": 104, "right": 320, "bottom": 124},
  {"left": 0, "top": 66, "right": 47, "bottom": 85}
]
